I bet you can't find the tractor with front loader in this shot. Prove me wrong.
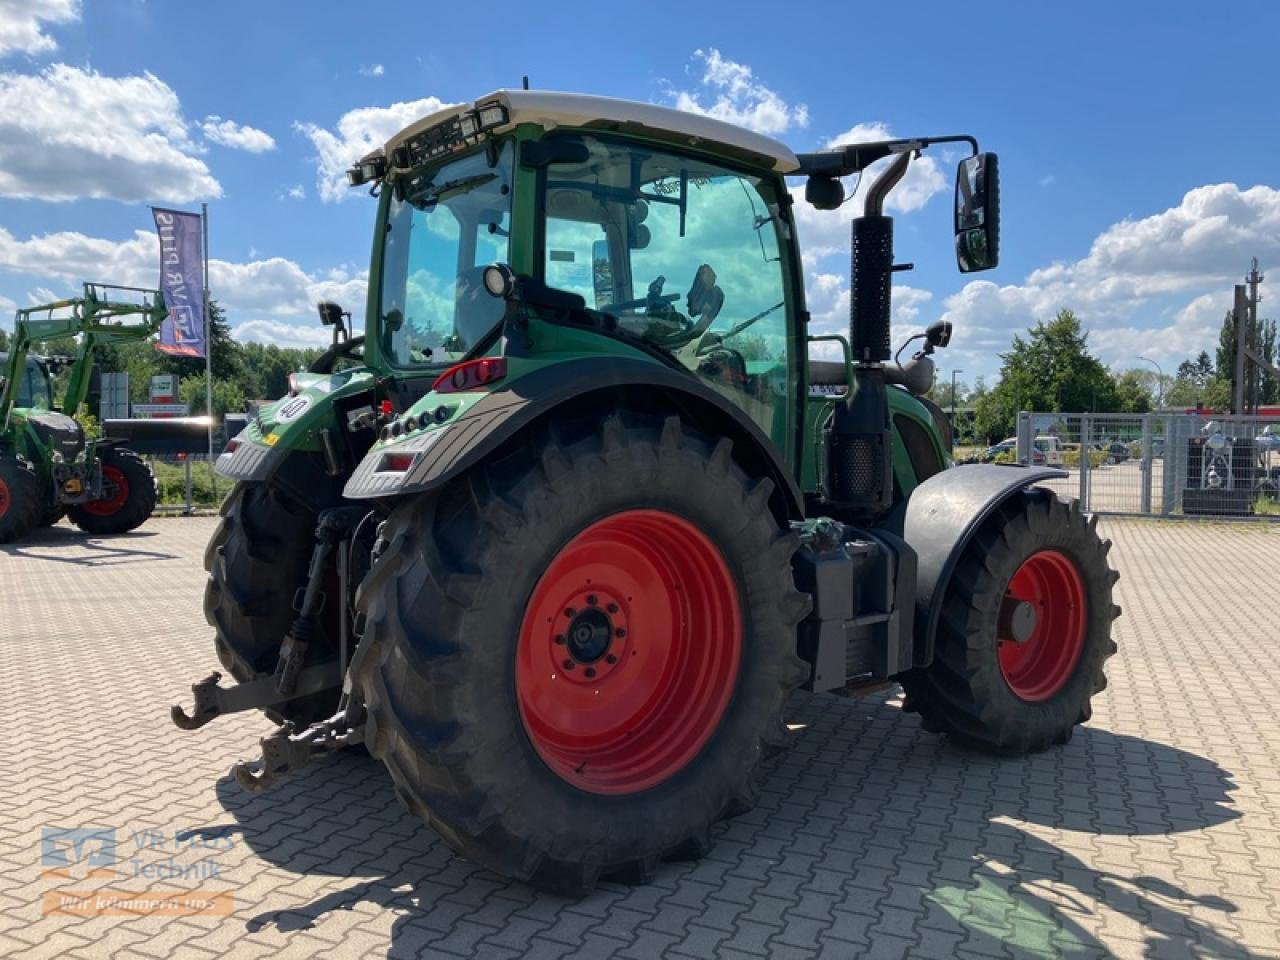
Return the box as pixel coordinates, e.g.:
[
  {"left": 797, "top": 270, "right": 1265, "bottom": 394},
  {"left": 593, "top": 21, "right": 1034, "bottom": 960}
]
[
  {"left": 175, "top": 91, "right": 1119, "bottom": 895},
  {"left": 0, "top": 284, "right": 162, "bottom": 543}
]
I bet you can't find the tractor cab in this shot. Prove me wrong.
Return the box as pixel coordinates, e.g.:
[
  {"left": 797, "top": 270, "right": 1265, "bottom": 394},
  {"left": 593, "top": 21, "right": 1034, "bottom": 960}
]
[{"left": 0, "top": 353, "right": 54, "bottom": 412}]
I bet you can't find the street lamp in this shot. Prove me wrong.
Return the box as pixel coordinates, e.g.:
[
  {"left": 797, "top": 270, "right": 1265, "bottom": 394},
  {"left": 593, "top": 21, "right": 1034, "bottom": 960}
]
[{"left": 1137, "top": 355, "right": 1164, "bottom": 407}]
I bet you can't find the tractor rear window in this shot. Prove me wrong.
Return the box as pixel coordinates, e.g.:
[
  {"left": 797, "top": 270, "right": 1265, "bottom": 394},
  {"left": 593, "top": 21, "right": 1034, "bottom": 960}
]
[{"left": 540, "top": 134, "right": 794, "bottom": 447}]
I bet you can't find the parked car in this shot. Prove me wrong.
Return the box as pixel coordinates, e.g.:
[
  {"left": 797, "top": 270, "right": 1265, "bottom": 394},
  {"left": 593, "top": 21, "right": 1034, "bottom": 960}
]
[
  {"left": 1106, "top": 442, "right": 1129, "bottom": 464},
  {"left": 974, "top": 438, "right": 1044, "bottom": 464}
]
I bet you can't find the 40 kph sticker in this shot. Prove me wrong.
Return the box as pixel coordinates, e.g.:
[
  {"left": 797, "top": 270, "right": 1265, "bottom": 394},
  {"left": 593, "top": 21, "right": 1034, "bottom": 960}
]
[{"left": 274, "top": 395, "right": 312, "bottom": 422}]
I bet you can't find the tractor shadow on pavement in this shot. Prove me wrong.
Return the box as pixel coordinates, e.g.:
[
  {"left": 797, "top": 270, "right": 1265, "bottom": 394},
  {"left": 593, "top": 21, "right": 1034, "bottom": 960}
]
[
  {"left": 0, "top": 524, "right": 176, "bottom": 565},
  {"left": 213, "top": 689, "right": 1255, "bottom": 959}
]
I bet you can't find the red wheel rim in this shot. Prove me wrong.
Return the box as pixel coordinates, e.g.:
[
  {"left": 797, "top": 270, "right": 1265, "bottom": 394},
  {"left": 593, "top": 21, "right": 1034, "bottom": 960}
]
[
  {"left": 83, "top": 465, "right": 129, "bottom": 517},
  {"left": 516, "top": 509, "right": 741, "bottom": 795},
  {"left": 0, "top": 476, "right": 9, "bottom": 519},
  {"left": 998, "top": 549, "right": 1087, "bottom": 701}
]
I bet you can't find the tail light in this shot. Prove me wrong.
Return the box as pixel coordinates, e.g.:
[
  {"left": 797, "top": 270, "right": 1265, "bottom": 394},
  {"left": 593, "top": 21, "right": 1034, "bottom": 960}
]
[
  {"left": 379, "top": 452, "right": 415, "bottom": 473},
  {"left": 432, "top": 357, "right": 507, "bottom": 394}
]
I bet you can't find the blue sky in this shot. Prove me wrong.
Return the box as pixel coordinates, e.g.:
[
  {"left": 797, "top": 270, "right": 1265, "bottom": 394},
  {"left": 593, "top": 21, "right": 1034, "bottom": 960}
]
[{"left": 1, "top": 0, "right": 1277, "bottom": 386}]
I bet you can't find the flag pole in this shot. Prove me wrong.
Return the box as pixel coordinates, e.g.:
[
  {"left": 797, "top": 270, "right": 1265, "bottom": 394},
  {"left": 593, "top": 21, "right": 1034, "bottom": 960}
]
[{"left": 202, "top": 202, "right": 215, "bottom": 498}]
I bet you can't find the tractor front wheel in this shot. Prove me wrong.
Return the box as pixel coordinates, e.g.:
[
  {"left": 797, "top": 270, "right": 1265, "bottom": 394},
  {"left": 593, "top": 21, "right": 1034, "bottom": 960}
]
[
  {"left": 351, "top": 414, "right": 811, "bottom": 895},
  {"left": 901, "top": 488, "right": 1119, "bottom": 754},
  {"left": 67, "top": 448, "right": 156, "bottom": 535},
  {"left": 0, "top": 454, "right": 41, "bottom": 543}
]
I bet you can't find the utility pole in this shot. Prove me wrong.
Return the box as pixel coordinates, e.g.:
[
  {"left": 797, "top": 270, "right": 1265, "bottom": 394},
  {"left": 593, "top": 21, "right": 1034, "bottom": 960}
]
[
  {"left": 1247, "top": 258, "right": 1263, "bottom": 413},
  {"left": 1138, "top": 355, "right": 1163, "bottom": 407},
  {"left": 1234, "top": 259, "right": 1268, "bottom": 415}
]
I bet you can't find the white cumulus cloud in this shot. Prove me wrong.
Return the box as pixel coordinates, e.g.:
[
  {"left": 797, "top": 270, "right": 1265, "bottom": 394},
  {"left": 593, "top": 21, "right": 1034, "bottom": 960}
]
[
  {"left": 0, "top": 63, "right": 220, "bottom": 202},
  {"left": 359, "top": 64, "right": 384, "bottom": 78},
  {"left": 939, "top": 183, "right": 1280, "bottom": 371},
  {"left": 0, "top": 0, "right": 78, "bottom": 58},
  {"left": 667, "top": 48, "right": 809, "bottom": 136},
  {"left": 296, "top": 95, "right": 452, "bottom": 202},
  {"left": 0, "top": 227, "right": 367, "bottom": 346},
  {"left": 201, "top": 116, "right": 276, "bottom": 153}
]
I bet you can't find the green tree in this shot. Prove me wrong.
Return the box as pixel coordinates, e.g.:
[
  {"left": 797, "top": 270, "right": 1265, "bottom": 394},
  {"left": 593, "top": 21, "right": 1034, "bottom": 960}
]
[
  {"left": 1259, "top": 316, "right": 1278, "bottom": 405},
  {"left": 1112, "top": 369, "right": 1153, "bottom": 413},
  {"left": 179, "top": 372, "right": 247, "bottom": 419},
  {"left": 0, "top": 328, "right": 9, "bottom": 351},
  {"left": 973, "top": 309, "right": 1119, "bottom": 442},
  {"left": 1215, "top": 310, "right": 1234, "bottom": 380}
]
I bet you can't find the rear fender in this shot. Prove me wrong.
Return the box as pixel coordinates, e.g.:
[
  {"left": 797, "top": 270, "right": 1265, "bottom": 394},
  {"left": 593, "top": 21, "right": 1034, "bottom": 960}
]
[
  {"left": 343, "top": 356, "right": 804, "bottom": 520},
  {"left": 214, "top": 369, "right": 375, "bottom": 502},
  {"left": 903, "top": 463, "right": 1068, "bottom": 668}
]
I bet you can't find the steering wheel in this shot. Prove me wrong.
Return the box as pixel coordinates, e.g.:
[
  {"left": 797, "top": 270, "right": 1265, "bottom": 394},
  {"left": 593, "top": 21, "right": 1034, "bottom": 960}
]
[
  {"left": 607, "top": 275, "right": 681, "bottom": 314},
  {"left": 309, "top": 335, "right": 365, "bottom": 373}
]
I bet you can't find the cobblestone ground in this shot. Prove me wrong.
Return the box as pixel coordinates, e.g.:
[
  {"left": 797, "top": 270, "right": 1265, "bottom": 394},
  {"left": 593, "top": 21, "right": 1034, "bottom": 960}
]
[{"left": 1, "top": 515, "right": 1277, "bottom": 959}]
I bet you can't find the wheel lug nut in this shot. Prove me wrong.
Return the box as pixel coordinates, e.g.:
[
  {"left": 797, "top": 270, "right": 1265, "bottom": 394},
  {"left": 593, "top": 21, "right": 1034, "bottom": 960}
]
[
  {"left": 586, "top": 594, "right": 598, "bottom": 606},
  {"left": 607, "top": 602, "right": 619, "bottom": 614},
  {"left": 564, "top": 608, "right": 576, "bottom": 618},
  {"left": 563, "top": 660, "right": 575, "bottom": 670},
  {"left": 584, "top": 667, "right": 596, "bottom": 678},
  {"left": 605, "top": 654, "right": 617, "bottom": 664},
  {"left": 554, "top": 634, "right": 566, "bottom": 645},
  {"left": 615, "top": 628, "right": 626, "bottom": 638}
]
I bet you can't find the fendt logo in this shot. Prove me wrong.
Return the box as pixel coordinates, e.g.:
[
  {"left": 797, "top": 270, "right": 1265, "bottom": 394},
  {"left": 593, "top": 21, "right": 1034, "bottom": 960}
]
[{"left": 40, "top": 827, "right": 118, "bottom": 879}]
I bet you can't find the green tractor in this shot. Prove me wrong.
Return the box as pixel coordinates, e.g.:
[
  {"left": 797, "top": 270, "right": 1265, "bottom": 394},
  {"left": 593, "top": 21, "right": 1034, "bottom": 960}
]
[
  {"left": 0, "top": 284, "right": 163, "bottom": 543},
  {"left": 175, "top": 92, "right": 1119, "bottom": 894}
]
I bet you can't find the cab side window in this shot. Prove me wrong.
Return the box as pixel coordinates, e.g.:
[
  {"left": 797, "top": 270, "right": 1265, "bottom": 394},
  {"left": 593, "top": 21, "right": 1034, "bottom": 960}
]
[{"left": 541, "top": 135, "right": 794, "bottom": 448}]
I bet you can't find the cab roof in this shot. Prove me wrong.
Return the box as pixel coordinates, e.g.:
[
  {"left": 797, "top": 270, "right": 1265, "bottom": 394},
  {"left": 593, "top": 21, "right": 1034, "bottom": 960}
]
[{"left": 384, "top": 89, "right": 801, "bottom": 174}]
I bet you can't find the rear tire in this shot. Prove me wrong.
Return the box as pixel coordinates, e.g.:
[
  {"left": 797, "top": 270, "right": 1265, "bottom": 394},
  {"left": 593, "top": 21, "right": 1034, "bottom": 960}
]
[
  {"left": 67, "top": 448, "right": 156, "bottom": 534},
  {"left": 203, "top": 482, "right": 337, "bottom": 726},
  {"left": 901, "top": 488, "right": 1119, "bottom": 755},
  {"left": 351, "top": 414, "right": 811, "bottom": 895},
  {"left": 0, "top": 454, "right": 40, "bottom": 544}
]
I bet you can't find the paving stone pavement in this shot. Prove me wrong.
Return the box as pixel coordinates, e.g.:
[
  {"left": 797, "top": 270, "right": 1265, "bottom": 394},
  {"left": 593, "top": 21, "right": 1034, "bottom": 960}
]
[{"left": 1, "top": 515, "right": 1278, "bottom": 959}]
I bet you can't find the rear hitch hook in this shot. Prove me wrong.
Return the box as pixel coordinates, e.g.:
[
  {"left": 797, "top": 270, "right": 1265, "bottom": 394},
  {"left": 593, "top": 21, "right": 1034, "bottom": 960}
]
[{"left": 170, "top": 672, "right": 222, "bottom": 730}]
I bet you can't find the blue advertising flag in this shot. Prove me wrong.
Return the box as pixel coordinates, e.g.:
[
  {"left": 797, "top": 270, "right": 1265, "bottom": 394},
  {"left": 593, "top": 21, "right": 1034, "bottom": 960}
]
[{"left": 152, "top": 208, "right": 206, "bottom": 358}]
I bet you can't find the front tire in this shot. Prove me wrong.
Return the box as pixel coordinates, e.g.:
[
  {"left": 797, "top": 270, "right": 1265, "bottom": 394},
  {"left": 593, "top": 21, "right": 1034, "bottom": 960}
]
[
  {"left": 351, "top": 414, "right": 811, "bottom": 895},
  {"left": 0, "top": 454, "right": 41, "bottom": 544},
  {"left": 203, "top": 482, "right": 337, "bottom": 726},
  {"left": 67, "top": 448, "right": 156, "bottom": 534},
  {"left": 901, "top": 488, "right": 1119, "bottom": 755}
]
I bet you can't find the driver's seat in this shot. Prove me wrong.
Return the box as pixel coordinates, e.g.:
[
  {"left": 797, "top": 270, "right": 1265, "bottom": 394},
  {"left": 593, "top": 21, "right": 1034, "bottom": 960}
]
[{"left": 686, "top": 264, "right": 724, "bottom": 336}]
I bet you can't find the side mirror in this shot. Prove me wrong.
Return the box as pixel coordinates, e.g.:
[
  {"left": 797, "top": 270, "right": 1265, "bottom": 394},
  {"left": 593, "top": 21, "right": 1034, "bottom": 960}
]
[
  {"left": 317, "top": 301, "right": 346, "bottom": 327},
  {"left": 925, "top": 319, "right": 952, "bottom": 349},
  {"left": 954, "top": 153, "right": 1000, "bottom": 273}
]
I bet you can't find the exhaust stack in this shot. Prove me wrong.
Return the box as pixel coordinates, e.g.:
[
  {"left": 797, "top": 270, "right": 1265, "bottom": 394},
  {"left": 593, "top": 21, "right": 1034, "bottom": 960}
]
[{"left": 826, "top": 151, "right": 911, "bottom": 518}]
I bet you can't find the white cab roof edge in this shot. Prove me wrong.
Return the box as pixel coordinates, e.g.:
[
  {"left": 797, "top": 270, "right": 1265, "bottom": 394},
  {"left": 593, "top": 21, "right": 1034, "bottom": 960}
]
[{"left": 384, "top": 89, "right": 801, "bottom": 174}]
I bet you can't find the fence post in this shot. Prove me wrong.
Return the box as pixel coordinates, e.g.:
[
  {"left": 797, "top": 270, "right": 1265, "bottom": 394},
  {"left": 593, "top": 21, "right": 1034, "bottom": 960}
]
[
  {"left": 184, "top": 457, "right": 193, "bottom": 516},
  {"left": 1079, "top": 414, "right": 1091, "bottom": 508},
  {"left": 1162, "top": 414, "right": 1179, "bottom": 515},
  {"left": 1140, "top": 414, "right": 1153, "bottom": 514}
]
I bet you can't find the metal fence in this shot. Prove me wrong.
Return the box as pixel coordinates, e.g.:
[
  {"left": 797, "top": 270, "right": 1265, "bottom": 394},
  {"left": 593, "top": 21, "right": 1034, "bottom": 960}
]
[{"left": 1015, "top": 412, "right": 1280, "bottom": 518}]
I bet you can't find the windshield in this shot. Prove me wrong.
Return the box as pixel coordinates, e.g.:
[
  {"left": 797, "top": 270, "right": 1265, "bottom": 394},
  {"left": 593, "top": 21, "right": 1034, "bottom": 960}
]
[
  {"left": 379, "top": 140, "right": 514, "bottom": 366},
  {"left": 1, "top": 355, "right": 51, "bottom": 410}
]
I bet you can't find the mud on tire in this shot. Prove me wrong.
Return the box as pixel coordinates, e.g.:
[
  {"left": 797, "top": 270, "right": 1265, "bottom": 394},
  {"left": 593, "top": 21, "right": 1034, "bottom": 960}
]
[
  {"left": 901, "top": 487, "right": 1120, "bottom": 755},
  {"left": 350, "top": 413, "right": 812, "bottom": 895}
]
